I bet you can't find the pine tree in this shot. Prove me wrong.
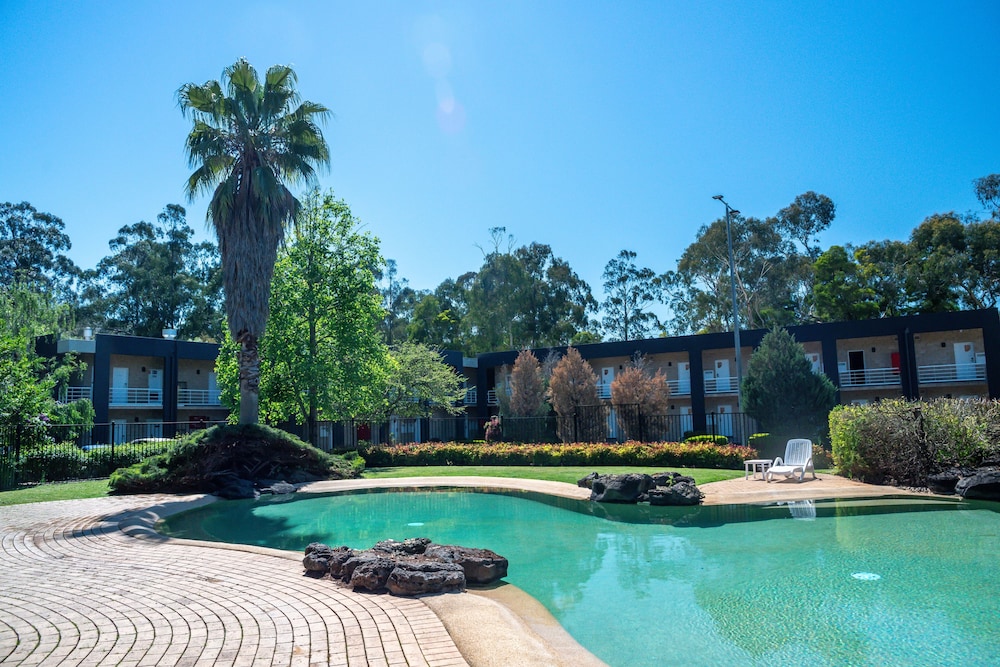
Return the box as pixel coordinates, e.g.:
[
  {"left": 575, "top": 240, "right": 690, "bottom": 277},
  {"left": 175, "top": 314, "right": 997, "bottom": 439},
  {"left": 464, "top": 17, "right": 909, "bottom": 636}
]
[
  {"left": 547, "top": 348, "right": 599, "bottom": 442},
  {"left": 743, "top": 328, "right": 837, "bottom": 440}
]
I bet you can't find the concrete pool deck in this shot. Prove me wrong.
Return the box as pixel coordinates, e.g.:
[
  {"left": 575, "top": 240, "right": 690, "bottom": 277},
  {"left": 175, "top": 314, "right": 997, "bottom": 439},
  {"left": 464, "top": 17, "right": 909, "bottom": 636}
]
[{"left": 0, "top": 474, "right": 929, "bottom": 666}]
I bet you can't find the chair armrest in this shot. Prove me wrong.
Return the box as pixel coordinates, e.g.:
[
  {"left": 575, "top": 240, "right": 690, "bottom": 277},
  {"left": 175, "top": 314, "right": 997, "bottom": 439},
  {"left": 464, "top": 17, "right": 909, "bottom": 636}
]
[{"left": 772, "top": 457, "right": 784, "bottom": 466}]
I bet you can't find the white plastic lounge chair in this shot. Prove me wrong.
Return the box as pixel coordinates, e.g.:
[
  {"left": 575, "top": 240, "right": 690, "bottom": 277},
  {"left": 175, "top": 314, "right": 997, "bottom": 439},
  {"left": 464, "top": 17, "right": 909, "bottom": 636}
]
[{"left": 766, "top": 439, "right": 816, "bottom": 482}]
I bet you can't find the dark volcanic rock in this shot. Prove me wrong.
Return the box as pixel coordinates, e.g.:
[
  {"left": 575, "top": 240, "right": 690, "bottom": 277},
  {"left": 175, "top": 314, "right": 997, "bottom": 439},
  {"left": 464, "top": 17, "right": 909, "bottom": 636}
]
[
  {"left": 577, "top": 472, "right": 599, "bottom": 489},
  {"left": 423, "top": 544, "right": 509, "bottom": 584},
  {"left": 348, "top": 556, "right": 398, "bottom": 592},
  {"left": 955, "top": 470, "right": 1000, "bottom": 500},
  {"left": 927, "top": 469, "right": 971, "bottom": 495},
  {"left": 302, "top": 539, "right": 508, "bottom": 596},
  {"left": 385, "top": 560, "right": 465, "bottom": 596},
  {"left": 211, "top": 473, "right": 258, "bottom": 500},
  {"left": 261, "top": 481, "right": 297, "bottom": 495},
  {"left": 647, "top": 481, "right": 703, "bottom": 506},
  {"left": 303, "top": 543, "right": 336, "bottom": 572},
  {"left": 590, "top": 473, "right": 655, "bottom": 503},
  {"left": 372, "top": 538, "right": 431, "bottom": 556}
]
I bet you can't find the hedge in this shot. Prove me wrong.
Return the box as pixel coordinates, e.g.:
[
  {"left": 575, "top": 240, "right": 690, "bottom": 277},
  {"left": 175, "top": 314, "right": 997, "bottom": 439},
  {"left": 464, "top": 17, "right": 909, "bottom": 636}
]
[
  {"left": 829, "top": 398, "right": 1000, "bottom": 485},
  {"left": 360, "top": 440, "right": 757, "bottom": 469}
]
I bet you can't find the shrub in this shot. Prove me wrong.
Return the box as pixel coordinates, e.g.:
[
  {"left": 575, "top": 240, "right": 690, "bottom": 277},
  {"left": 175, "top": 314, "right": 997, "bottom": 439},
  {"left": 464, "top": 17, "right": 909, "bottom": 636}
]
[
  {"left": 684, "top": 434, "right": 729, "bottom": 446},
  {"left": 360, "top": 440, "right": 758, "bottom": 470},
  {"left": 830, "top": 398, "right": 1000, "bottom": 485},
  {"left": 18, "top": 444, "right": 86, "bottom": 482},
  {"left": 109, "top": 423, "right": 362, "bottom": 494}
]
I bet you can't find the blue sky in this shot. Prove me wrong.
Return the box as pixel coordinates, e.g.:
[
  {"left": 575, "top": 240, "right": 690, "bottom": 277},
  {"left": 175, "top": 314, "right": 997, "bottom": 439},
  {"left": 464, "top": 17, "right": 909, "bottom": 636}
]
[{"left": 1, "top": 1, "right": 997, "bottom": 300}]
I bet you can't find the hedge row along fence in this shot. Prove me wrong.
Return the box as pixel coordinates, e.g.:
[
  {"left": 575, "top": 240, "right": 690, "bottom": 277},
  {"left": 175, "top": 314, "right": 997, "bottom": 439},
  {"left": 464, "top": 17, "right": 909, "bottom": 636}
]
[
  {"left": 360, "top": 440, "right": 757, "bottom": 469},
  {"left": 830, "top": 398, "right": 1000, "bottom": 486}
]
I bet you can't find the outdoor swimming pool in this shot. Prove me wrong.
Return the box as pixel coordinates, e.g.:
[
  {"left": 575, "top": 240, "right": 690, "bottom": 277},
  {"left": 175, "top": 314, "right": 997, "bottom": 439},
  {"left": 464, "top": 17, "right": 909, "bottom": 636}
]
[{"left": 160, "top": 489, "right": 1000, "bottom": 666}]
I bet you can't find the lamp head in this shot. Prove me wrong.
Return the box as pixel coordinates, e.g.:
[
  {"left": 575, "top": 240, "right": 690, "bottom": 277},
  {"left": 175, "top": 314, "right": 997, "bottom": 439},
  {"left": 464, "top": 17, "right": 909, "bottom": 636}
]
[
  {"left": 712, "top": 195, "right": 724, "bottom": 200},
  {"left": 731, "top": 210, "right": 741, "bottom": 216}
]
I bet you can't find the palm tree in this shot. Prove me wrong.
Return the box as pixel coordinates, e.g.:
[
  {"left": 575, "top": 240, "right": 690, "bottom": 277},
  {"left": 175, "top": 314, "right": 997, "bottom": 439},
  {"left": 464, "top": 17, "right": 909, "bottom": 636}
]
[{"left": 178, "top": 58, "right": 330, "bottom": 424}]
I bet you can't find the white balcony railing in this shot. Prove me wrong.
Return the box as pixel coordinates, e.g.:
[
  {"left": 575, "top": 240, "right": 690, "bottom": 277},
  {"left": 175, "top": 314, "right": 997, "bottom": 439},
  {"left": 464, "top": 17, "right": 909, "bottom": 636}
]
[
  {"left": 839, "top": 367, "right": 901, "bottom": 388},
  {"left": 666, "top": 379, "right": 692, "bottom": 396},
  {"left": 177, "top": 389, "right": 223, "bottom": 406},
  {"left": 463, "top": 387, "right": 478, "bottom": 405},
  {"left": 704, "top": 377, "right": 738, "bottom": 394},
  {"left": 917, "top": 363, "right": 986, "bottom": 384},
  {"left": 597, "top": 384, "right": 611, "bottom": 399},
  {"left": 487, "top": 389, "right": 498, "bottom": 406},
  {"left": 109, "top": 388, "right": 163, "bottom": 406},
  {"left": 63, "top": 386, "right": 93, "bottom": 402}
]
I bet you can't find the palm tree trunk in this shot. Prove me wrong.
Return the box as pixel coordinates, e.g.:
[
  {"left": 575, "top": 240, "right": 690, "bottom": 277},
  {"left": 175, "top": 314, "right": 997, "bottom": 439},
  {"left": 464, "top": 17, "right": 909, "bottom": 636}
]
[{"left": 237, "top": 331, "right": 260, "bottom": 424}]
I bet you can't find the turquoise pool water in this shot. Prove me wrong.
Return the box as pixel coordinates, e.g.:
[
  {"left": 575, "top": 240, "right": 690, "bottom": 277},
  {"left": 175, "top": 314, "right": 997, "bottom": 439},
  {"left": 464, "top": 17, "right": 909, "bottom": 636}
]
[{"left": 160, "top": 490, "right": 1000, "bottom": 666}]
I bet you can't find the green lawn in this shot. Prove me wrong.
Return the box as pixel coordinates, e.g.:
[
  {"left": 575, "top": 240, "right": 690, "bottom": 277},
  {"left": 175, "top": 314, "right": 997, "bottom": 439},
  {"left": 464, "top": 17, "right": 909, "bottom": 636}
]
[
  {"left": 0, "top": 466, "right": 746, "bottom": 506},
  {"left": 362, "top": 466, "right": 745, "bottom": 486},
  {"left": 0, "top": 479, "right": 112, "bottom": 507}
]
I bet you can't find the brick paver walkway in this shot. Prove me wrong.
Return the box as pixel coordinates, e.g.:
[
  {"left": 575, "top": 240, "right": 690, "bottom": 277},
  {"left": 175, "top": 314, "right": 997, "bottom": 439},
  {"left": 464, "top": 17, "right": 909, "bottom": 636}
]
[{"left": 0, "top": 495, "right": 468, "bottom": 667}]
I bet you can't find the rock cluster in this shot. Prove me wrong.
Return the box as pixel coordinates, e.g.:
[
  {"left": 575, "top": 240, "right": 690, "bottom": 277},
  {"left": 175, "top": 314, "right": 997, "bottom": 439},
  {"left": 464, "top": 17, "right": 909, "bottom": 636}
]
[
  {"left": 303, "top": 537, "right": 508, "bottom": 596},
  {"left": 927, "top": 467, "right": 1000, "bottom": 500},
  {"left": 211, "top": 474, "right": 300, "bottom": 500},
  {"left": 578, "top": 472, "right": 703, "bottom": 505}
]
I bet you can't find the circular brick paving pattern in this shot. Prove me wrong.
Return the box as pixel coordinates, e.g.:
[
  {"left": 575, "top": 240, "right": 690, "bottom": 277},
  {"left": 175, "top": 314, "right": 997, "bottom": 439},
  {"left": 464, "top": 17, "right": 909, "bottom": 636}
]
[{"left": 0, "top": 495, "right": 468, "bottom": 667}]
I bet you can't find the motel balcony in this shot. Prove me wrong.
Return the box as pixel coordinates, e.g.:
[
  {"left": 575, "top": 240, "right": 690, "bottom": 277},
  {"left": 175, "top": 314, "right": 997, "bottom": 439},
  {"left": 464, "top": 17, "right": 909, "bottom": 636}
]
[
  {"left": 838, "top": 367, "right": 901, "bottom": 388},
  {"left": 109, "top": 388, "right": 163, "bottom": 406},
  {"left": 177, "top": 388, "right": 223, "bottom": 407},
  {"left": 62, "top": 386, "right": 93, "bottom": 403},
  {"left": 917, "top": 362, "right": 986, "bottom": 384},
  {"left": 703, "top": 377, "right": 738, "bottom": 394}
]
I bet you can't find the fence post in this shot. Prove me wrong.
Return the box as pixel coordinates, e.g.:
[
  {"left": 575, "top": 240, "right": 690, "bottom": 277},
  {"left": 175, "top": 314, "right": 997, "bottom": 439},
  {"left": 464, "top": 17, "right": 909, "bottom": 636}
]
[
  {"left": 573, "top": 410, "right": 579, "bottom": 443},
  {"left": 638, "top": 405, "right": 645, "bottom": 443}
]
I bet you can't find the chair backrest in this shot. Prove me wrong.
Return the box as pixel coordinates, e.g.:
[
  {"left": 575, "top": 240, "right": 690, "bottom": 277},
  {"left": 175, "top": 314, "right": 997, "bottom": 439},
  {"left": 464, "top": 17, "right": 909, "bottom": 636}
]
[{"left": 784, "top": 438, "right": 813, "bottom": 465}]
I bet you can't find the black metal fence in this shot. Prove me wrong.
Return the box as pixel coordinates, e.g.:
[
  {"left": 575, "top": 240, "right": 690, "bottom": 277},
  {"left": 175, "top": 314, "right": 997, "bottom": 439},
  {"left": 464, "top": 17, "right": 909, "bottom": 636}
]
[
  {"left": 0, "top": 421, "right": 225, "bottom": 491},
  {"left": 279, "top": 416, "right": 485, "bottom": 451}
]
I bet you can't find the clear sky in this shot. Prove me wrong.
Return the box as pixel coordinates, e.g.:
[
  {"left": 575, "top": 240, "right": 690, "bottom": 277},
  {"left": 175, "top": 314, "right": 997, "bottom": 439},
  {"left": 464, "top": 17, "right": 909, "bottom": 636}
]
[{"left": 1, "top": 1, "right": 997, "bottom": 299}]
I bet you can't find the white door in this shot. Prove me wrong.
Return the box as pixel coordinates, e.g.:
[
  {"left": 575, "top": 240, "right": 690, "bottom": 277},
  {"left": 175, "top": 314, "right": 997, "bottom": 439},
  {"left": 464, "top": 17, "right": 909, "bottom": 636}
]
[
  {"left": 112, "top": 367, "right": 129, "bottom": 404},
  {"left": 715, "top": 359, "right": 731, "bottom": 391},
  {"left": 148, "top": 369, "right": 162, "bottom": 403},
  {"left": 678, "top": 362, "right": 691, "bottom": 394},
  {"left": 955, "top": 342, "right": 976, "bottom": 380},
  {"left": 600, "top": 367, "right": 615, "bottom": 399}
]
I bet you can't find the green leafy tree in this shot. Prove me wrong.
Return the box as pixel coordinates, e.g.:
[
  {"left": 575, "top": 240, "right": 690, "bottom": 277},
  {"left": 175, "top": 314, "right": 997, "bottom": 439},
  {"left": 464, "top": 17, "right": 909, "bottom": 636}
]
[
  {"left": 79, "top": 205, "right": 222, "bottom": 338},
  {"left": 514, "top": 242, "right": 597, "bottom": 347},
  {"left": 963, "top": 219, "right": 1000, "bottom": 309},
  {"left": 255, "top": 190, "right": 389, "bottom": 441},
  {"left": 775, "top": 191, "right": 836, "bottom": 259},
  {"left": 852, "top": 240, "right": 911, "bottom": 318},
  {"left": 179, "top": 58, "right": 330, "bottom": 424},
  {"left": 742, "top": 328, "right": 837, "bottom": 440},
  {"left": 466, "top": 228, "right": 533, "bottom": 351},
  {"left": 378, "top": 342, "right": 467, "bottom": 419},
  {"left": 665, "top": 211, "right": 803, "bottom": 333},
  {"left": 601, "top": 249, "right": 662, "bottom": 341},
  {"left": 0, "top": 201, "right": 79, "bottom": 297},
  {"left": 508, "top": 349, "right": 548, "bottom": 417},
  {"left": 378, "top": 259, "right": 423, "bottom": 344},
  {"left": 905, "top": 213, "right": 967, "bottom": 313},
  {"left": 407, "top": 294, "right": 464, "bottom": 349},
  {"left": 974, "top": 173, "right": 1000, "bottom": 219},
  {"left": 810, "top": 245, "right": 879, "bottom": 321}
]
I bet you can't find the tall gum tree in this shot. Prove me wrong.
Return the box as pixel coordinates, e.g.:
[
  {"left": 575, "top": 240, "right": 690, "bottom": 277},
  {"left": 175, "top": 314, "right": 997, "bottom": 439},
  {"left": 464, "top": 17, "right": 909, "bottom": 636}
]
[{"left": 178, "top": 58, "right": 330, "bottom": 424}]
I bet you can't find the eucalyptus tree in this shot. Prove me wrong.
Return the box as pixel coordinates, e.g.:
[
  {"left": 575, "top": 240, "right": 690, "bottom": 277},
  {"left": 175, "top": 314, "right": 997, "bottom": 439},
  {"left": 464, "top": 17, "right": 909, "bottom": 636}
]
[
  {"left": 178, "top": 58, "right": 330, "bottom": 424},
  {"left": 0, "top": 201, "right": 79, "bottom": 297},
  {"left": 601, "top": 249, "right": 662, "bottom": 341}
]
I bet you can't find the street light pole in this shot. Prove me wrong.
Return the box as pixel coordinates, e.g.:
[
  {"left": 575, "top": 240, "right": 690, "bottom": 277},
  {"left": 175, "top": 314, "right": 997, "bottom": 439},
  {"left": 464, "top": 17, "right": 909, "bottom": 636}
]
[{"left": 712, "top": 195, "right": 743, "bottom": 412}]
